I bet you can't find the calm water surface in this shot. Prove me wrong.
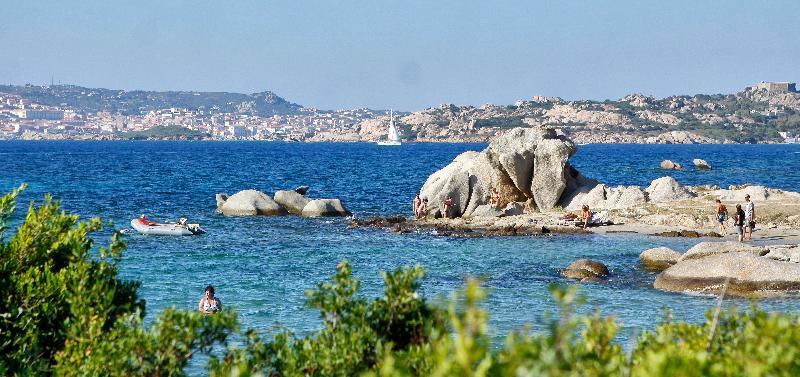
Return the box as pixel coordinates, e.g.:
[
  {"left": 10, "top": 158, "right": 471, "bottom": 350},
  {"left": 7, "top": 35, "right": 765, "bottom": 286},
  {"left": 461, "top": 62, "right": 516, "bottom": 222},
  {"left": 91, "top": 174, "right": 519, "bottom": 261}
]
[{"left": 1, "top": 141, "right": 799, "bottom": 370}]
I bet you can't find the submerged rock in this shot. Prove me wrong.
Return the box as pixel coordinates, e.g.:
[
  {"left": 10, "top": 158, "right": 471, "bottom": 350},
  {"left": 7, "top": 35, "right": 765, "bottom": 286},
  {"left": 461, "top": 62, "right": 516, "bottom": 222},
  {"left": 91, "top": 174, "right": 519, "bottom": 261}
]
[
  {"left": 660, "top": 160, "right": 683, "bottom": 170},
  {"left": 640, "top": 247, "right": 681, "bottom": 272},
  {"left": 562, "top": 259, "right": 610, "bottom": 280},
  {"left": 218, "top": 190, "right": 286, "bottom": 216}
]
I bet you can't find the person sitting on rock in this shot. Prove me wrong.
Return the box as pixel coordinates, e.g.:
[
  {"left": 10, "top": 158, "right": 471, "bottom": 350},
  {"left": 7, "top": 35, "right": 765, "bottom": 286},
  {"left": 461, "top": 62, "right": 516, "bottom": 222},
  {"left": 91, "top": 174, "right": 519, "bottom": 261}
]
[
  {"left": 442, "top": 196, "right": 454, "bottom": 219},
  {"left": 714, "top": 199, "right": 728, "bottom": 235},
  {"left": 580, "top": 205, "right": 592, "bottom": 229},
  {"left": 489, "top": 187, "right": 501, "bottom": 208}
]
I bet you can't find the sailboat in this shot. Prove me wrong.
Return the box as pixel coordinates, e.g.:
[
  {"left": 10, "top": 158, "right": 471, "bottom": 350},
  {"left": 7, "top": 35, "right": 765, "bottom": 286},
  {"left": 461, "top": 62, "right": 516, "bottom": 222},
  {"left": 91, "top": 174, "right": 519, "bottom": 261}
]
[{"left": 377, "top": 109, "right": 402, "bottom": 146}]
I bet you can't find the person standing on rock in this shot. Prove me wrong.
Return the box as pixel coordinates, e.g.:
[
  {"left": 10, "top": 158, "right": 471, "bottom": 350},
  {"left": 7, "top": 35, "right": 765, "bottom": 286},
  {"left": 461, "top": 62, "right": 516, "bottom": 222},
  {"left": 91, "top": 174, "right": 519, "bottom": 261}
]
[
  {"left": 580, "top": 205, "right": 593, "bottom": 229},
  {"left": 442, "top": 196, "right": 454, "bottom": 219},
  {"left": 714, "top": 199, "right": 729, "bottom": 235},
  {"left": 417, "top": 199, "right": 428, "bottom": 219},
  {"left": 734, "top": 204, "right": 746, "bottom": 243},
  {"left": 744, "top": 194, "right": 756, "bottom": 241},
  {"left": 412, "top": 194, "right": 421, "bottom": 217}
]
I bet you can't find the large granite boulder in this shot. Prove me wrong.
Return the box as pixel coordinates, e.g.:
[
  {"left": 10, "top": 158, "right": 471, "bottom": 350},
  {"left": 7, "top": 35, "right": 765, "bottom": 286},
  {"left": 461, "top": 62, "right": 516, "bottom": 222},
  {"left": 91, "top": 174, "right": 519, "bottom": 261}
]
[
  {"left": 218, "top": 190, "right": 286, "bottom": 216},
  {"left": 654, "top": 252, "right": 800, "bottom": 297},
  {"left": 562, "top": 259, "right": 610, "bottom": 280},
  {"left": 301, "top": 199, "right": 351, "bottom": 217},
  {"left": 645, "top": 176, "right": 695, "bottom": 202},
  {"left": 640, "top": 247, "right": 681, "bottom": 272},
  {"left": 762, "top": 245, "right": 800, "bottom": 263},
  {"left": 274, "top": 190, "right": 311, "bottom": 215},
  {"left": 215, "top": 193, "right": 229, "bottom": 209},
  {"left": 679, "top": 241, "right": 765, "bottom": 261},
  {"left": 418, "top": 127, "right": 578, "bottom": 217}
]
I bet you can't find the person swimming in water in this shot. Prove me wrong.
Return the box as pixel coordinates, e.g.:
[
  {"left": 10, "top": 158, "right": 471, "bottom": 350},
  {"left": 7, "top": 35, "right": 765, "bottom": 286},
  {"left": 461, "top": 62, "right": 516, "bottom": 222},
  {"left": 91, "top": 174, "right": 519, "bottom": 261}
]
[{"left": 198, "top": 285, "right": 222, "bottom": 314}]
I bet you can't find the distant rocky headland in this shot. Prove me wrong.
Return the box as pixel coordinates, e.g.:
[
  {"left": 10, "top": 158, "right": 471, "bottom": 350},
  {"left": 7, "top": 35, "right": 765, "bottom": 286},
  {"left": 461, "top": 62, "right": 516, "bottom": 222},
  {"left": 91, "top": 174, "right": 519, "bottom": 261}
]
[{"left": 1, "top": 81, "right": 798, "bottom": 143}]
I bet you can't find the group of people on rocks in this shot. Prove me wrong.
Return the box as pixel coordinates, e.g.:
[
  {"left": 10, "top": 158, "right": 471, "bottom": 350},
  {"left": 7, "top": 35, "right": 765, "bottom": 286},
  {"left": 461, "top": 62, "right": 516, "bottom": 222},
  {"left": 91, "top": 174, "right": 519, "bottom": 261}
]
[
  {"left": 413, "top": 193, "right": 456, "bottom": 219},
  {"left": 714, "top": 194, "right": 756, "bottom": 242}
]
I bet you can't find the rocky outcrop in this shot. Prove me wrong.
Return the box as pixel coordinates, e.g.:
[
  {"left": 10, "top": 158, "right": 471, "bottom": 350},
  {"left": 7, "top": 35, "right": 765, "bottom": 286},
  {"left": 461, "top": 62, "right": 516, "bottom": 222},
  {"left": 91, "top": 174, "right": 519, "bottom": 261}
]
[
  {"left": 418, "top": 127, "right": 577, "bottom": 218},
  {"left": 678, "top": 241, "right": 765, "bottom": 261},
  {"left": 301, "top": 199, "right": 351, "bottom": 217},
  {"left": 645, "top": 176, "right": 696, "bottom": 202},
  {"left": 652, "top": 242, "right": 800, "bottom": 297},
  {"left": 217, "top": 190, "right": 287, "bottom": 216},
  {"left": 274, "top": 190, "right": 311, "bottom": 215},
  {"left": 693, "top": 159, "right": 711, "bottom": 170},
  {"left": 640, "top": 247, "right": 681, "bottom": 272},
  {"left": 562, "top": 259, "right": 610, "bottom": 280},
  {"left": 654, "top": 251, "right": 800, "bottom": 297}
]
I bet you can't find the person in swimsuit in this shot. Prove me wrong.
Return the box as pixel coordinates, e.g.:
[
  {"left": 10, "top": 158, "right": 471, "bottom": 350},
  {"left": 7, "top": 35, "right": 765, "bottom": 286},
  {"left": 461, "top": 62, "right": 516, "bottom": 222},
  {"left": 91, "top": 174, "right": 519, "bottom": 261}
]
[
  {"left": 416, "top": 198, "right": 428, "bottom": 219},
  {"left": 489, "top": 187, "right": 501, "bottom": 208},
  {"left": 580, "top": 205, "right": 592, "bottom": 229},
  {"left": 442, "top": 196, "right": 454, "bottom": 219},
  {"left": 714, "top": 199, "right": 729, "bottom": 235},
  {"left": 733, "top": 204, "right": 746, "bottom": 243},
  {"left": 198, "top": 285, "right": 222, "bottom": 314},
  {"left": 412, "top": 194, "right": 421, "bottom": 218}
]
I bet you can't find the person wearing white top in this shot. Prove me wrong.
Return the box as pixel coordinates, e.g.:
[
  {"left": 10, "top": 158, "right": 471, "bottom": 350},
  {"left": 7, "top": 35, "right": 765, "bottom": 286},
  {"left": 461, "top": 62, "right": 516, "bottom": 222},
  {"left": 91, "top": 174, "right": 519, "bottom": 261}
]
[{"left": 743, "top": 194, "right": 756, "bottom": 241}]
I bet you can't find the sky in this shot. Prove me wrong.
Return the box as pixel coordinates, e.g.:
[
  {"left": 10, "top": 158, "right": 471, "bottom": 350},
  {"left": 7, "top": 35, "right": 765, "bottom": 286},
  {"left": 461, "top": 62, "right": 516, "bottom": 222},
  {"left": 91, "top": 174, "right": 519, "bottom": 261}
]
[{"left": 1, "top": 1, "right": 799, "bottom": 111}]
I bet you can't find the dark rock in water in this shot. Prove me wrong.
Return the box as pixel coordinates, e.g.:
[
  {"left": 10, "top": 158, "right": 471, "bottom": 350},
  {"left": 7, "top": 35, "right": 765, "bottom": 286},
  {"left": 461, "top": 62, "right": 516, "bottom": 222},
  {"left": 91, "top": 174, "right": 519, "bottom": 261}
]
[
  {"left": 655, "top": 230, "right": 701, "bottom": 238},
  {"left": 562, "top": 259, "right": 609, "bottom": 280},
  {"left": 349, "top": 215, "right": 407, "bottom": 228},
  {"left": 706, "top": 231, "right": 723, "bottom": 238},
  {"left": 295, "top": 185, "right": 310, "bottom": 195}
]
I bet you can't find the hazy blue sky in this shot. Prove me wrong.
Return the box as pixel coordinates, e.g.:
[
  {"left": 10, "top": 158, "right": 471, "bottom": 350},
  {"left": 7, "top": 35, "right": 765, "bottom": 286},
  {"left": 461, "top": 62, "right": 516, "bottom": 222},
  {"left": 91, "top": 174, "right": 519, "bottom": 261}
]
[{"left": 2, "top": 1, "right": 799, "bottom": 110}]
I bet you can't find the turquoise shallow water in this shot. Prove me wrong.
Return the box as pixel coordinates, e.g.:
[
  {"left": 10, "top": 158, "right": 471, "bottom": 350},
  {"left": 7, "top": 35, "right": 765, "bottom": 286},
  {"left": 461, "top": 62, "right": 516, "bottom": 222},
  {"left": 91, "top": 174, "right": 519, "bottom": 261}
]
[{"left": 1, "top": 141, "right": 800, "bottom": 372}]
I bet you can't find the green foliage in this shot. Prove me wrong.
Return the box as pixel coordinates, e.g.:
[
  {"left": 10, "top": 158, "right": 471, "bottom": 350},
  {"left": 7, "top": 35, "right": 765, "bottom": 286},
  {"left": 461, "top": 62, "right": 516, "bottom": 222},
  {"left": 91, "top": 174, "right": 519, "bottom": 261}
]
[{"left": 0, "top": 187, "right": 237, "bottom": 376}]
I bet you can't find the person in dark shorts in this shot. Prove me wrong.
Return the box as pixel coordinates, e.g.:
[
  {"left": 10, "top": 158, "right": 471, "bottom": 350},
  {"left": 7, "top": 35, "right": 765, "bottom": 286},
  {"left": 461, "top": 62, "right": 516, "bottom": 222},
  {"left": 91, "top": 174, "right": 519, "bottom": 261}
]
[{"left": 733, "top": 204, "right": 746, "bottom": 243}]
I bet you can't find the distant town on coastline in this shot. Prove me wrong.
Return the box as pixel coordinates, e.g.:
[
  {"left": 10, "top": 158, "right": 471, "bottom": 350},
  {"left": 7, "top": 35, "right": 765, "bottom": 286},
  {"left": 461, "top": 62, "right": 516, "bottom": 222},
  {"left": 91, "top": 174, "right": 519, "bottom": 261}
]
[{"left": 0, "top": 81, "right": 798, "bottom": 144}]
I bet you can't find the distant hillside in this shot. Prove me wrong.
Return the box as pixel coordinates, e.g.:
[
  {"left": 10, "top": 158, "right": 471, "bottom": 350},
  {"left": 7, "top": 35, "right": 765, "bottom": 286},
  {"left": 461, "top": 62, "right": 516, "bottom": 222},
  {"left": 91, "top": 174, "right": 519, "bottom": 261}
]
[{"left": 0, "top": 84, "right": 304, "bottom": 116}]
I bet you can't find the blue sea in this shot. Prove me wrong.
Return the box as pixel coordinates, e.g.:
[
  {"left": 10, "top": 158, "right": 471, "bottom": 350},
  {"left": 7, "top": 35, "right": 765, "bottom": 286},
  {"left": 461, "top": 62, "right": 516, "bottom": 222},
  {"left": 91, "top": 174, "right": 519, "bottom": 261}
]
[{"left": 1, "top": 141, "right": 800, "bottom": 369}]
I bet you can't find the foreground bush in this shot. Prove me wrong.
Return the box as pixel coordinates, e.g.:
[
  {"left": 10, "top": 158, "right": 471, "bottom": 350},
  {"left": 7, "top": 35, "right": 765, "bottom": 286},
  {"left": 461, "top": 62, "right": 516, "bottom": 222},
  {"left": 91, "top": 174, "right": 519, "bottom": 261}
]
[{"left": 3, "top": 186, "right": 800, "bottom": 376}]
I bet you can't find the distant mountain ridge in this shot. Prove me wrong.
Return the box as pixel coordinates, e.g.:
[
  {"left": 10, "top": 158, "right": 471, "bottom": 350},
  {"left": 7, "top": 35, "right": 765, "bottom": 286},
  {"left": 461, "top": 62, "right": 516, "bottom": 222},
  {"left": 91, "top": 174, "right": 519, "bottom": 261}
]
[{"left": 0, "top": 84, "right": 304, "bottom": 116}]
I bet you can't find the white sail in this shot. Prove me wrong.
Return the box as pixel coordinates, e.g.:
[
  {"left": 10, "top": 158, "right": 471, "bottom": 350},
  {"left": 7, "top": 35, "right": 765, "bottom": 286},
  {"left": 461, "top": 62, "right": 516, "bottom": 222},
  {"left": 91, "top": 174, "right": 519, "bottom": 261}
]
[{"left": 378, "top": 109, "right": 402, "bottom": 145}]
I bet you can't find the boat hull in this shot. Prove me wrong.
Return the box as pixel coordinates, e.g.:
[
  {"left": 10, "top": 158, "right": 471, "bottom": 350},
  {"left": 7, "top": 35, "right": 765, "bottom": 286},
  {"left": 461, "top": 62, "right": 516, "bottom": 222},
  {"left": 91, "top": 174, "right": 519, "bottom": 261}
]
[{"left": 130, "top": 219, "right": 204, "bottom": 236}]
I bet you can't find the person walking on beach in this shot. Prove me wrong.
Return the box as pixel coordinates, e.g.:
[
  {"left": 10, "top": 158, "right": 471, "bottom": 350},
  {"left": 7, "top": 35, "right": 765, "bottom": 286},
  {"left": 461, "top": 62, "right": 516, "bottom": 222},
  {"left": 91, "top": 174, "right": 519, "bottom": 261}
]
[
  {"left": 442, "top": 196, "right": 454, "bottom": 219},
  {"left": 412, "top": 193, "right": 421, "bottom": 217},
  {"left": 198, "top": 285, "right": 222, "bottom": 314},
  {"left": 744, "top": 194, "right": 756, "bottom": 241},
  {"left": 733, "top": 204, "right": 746, "bottom": 243},
  {"left": 714, "top": 199, "right": 729, "bottom": 235}
]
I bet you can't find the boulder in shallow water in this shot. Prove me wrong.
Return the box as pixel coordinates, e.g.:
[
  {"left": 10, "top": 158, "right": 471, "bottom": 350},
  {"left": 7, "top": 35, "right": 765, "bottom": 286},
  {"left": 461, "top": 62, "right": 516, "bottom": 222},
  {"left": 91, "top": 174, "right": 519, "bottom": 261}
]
[
  {"left": 219, "top": 190, "right": 286, "bottom": 216},
  {"left": 562, "top": 259, "right": 610, "bottom": 280},
  {"left": 654, "top": 252, "right": 800, "bottom": 297},
  {"left": 274, "top": 190, "right": 311, "bottom": 215},
  {"left": 679, "top": 241, "right": 765, "bottom": 261},
  {"left": 640, "top": 247, "right": 681, "bottom": 272},
  {"left": 693, "top": 158, "right": 711, "bottom": 170},
  {"left": 295, "top": 185, "right": 310, "bottom": 195},
  {"left": 301, "top": 199, "right": 351, "bottom": 217},
  {"left": 660, "top": 160, "right": 683, "bottom": 170},
  {"left": 215, "top": 193, "right": 229, "bottom": 212}
]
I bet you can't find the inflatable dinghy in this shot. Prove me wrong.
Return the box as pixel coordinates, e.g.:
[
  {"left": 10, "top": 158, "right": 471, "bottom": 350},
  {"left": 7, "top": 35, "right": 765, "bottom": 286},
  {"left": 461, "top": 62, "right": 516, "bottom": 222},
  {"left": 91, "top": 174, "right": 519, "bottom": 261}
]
[{"left": 130, "top": 219, "right": 205, "bottom": 236}]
